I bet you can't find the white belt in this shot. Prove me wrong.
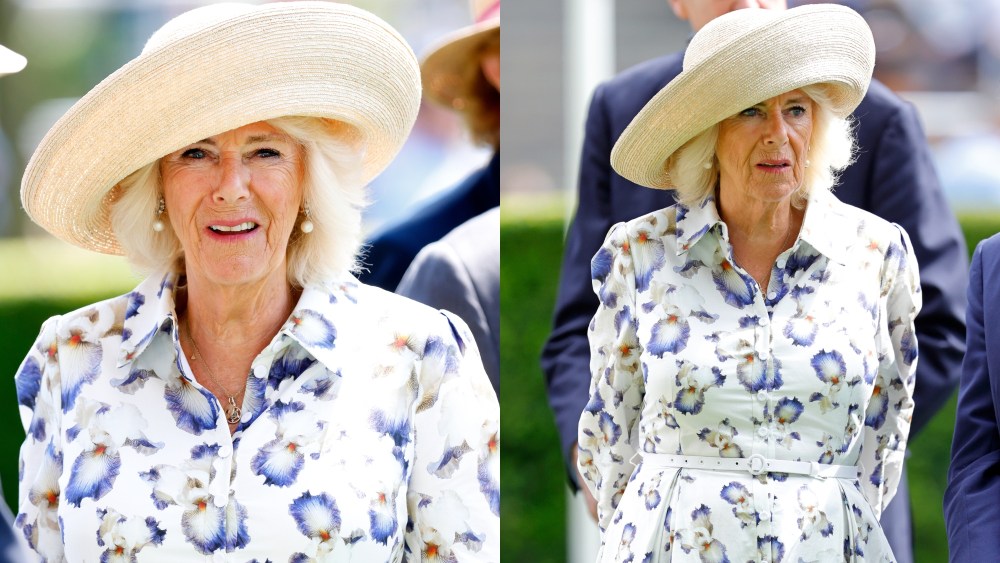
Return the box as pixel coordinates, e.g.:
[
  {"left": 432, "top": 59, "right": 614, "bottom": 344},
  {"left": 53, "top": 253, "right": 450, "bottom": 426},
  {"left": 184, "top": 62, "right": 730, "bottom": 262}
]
[{"left": 638, "top": 452, "right": 857, "bottom": 479}]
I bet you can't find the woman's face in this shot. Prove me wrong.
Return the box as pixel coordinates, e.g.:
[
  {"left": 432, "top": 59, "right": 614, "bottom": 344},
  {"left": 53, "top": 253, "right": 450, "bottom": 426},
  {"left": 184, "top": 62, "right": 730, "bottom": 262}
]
[
  {"left": 715, "top": 89, "right": 814, "bottom": 204},
  {"left": 160, "top": 121, "right": 304, "bottom": 289}
]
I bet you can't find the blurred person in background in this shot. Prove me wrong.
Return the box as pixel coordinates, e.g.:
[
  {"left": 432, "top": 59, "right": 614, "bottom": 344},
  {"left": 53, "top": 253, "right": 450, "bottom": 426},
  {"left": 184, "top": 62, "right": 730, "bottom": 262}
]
[
  {"left": 13, "top": 3, "right": 498, "bottom": 560},
  {"left": 0, "top": 37, "right": 32, "bottom": 563},
  {"left": 396, "top": 6, "right": 501, "bottom": 393},
  {"left": 358, "top": 0, "right": 500, "bottom": 291},
  {"left": 945, "top": 229, "right": 1000, "bottom": 561},
  {"left": 397, "top": 207, "right": 499, "bottom": 393},
  {"left": 540, "top": 2, "right": 967, "bottom": 561},
  {"left": 579, "top": 6, "right": 918, "bottom": 560}
]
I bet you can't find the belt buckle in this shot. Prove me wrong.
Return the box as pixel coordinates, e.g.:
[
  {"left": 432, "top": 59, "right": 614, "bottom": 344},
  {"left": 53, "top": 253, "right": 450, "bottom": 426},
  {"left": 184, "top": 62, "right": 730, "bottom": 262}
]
[{"left": 747, "top": 454, "right": 766, "bottom": 476}]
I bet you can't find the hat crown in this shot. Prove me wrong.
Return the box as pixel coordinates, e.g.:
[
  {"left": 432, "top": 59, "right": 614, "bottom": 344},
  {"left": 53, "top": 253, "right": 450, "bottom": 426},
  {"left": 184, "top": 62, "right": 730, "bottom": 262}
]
[
  {"left": 684, "top": 8, "right": 775, "bottom": 71},
  {"left": 144, "top": 3, "right": 255, "bottom": 54}
]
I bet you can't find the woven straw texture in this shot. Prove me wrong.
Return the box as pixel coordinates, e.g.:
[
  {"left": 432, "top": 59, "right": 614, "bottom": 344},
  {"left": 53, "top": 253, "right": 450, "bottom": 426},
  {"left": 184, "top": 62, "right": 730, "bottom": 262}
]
[
  {"left": 421, "top": 0, "right": 499, "bottom": 109},
  {"left": 21, "top": 1, "right": 421, "bottom": 255},
  {"left": 611, "top": 4, "right": 875, "bottom": 190}
]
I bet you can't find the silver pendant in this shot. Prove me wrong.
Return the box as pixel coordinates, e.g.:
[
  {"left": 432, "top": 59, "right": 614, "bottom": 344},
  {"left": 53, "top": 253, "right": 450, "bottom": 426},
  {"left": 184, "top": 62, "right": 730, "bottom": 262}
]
[{"left": 226, "top": 397, "right": 242, "bottom": 424}]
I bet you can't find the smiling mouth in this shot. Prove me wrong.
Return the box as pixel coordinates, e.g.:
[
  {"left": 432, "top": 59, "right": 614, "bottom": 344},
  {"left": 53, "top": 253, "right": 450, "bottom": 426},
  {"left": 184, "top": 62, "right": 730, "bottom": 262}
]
[
  {"left": 758, "top": 162, "right": 790, "bottom": 169},
  {"left": 209, "top": 222, "right": 258, "bottom": 234}
]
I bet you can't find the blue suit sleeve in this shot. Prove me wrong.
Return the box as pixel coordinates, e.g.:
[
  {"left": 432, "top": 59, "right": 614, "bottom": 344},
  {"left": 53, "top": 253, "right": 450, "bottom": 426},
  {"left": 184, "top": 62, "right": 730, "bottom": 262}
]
[
  {"left": 945, "top": 239, "right": 1000, "bottom": 562},
  {"left": 540, "top": 84, "right": 616, "bottom": 485},
  {"left": 863, "top": 102, "right": 967, "bottom": 435}
]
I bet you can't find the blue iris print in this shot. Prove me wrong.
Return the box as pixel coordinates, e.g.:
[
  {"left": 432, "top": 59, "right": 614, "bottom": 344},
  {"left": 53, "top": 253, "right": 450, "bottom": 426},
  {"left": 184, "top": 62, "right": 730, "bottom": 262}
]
[
  {"left": 156, "top": 274, "right": 174, "bottom": 299},
  {"left": 224, "top": 497, "right": 250, "bottom": 551},
  {"left": 719, "top": 482, "right": 753, "bottom": 527},
  {"left": 368, "top": 490, "right": 398, "bottom": 545},
  {"left": 478, "top": 436, "right": 499, "bottom": 516},
  {"left": 597, "top": 411, "right": 622, "bottom": 447},
  {"left": 631, "top": 228, "right": 665, "bottom": 292},
  {"left": 180, "top": 496, "right": 226, "bottom": 554},
  {"left": 268, "top": 346, "right": 317, "bottom": 389},
  {"left": 757, "top": 535, "right": 784, "bottom": 562},
  {"left": 712, "top": 260, "right": 755, "bottom": 308},
  {"left": 864, "top": 384, "right": 889, "bottom": 429},
  {"left": 15, "top": 357, "right": 41, "bottom": 410},
  {"left": 288, "top": 309, "right": 336, "bottom": 349},
  {"left": 673, "top": 363, "right": 723, "bottom": 416},
  {"left": 648, "top": 313, "right": 690, "bottom": 358},
  {"left": 65, "top": 443, "right": 121, "bottom": 507},
  {"left": 251, "top": 401, "right": 314, "bottom": 487},
  {"left": 773, "top": 397, "right": 804, "bottom": 426},
  {"left": 164, "top": 377, "right": 219, "bottom": 435},
  {"left": 290, "top": 491, "right": 341, "bottom": 544},
  {"left": 592, "top": 246, "right": 614, "bottom": 284},
  {"left": 736, "top": 353, "right": 783, "bottom": 393},
  {"left": 238, "top": 374, "right": 267, "bottom": 428},
  {"left": 899, "top": 328, "right": 918, "bottom": 366},
  {"left": 783, "top": 314, "right": 818, "bottom": 347},
  {"left": 428, "top": 443, "right": 471, "bottom": 479},
  {"left": 125, "top": 291, "right": 145, "bottom": 319},
  {"left": 640, "top": 481, "right": 661, "bottom": 511},
  {"left": 60, "top": 331, "right": 102, "bottom": 412}
]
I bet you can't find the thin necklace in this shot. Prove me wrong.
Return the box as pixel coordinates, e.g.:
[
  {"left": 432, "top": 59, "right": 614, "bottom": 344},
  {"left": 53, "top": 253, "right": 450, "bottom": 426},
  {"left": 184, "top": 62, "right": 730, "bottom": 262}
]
[{"left": 183, "top": 323, "right": 244, "bottom": 424}]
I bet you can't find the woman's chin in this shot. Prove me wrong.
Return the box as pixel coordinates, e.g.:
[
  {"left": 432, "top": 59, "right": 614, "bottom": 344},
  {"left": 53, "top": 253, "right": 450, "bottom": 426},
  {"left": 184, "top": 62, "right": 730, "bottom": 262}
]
[{"left": 189, "top": 254, "right": 285, "bottom": 290}]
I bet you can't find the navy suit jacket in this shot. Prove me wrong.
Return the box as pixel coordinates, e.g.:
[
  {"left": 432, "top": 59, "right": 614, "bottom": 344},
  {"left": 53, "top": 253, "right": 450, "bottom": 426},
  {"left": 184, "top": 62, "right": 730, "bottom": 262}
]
[
  {"left": 359, "top": 152, "right": 500, "bottom": 291},
  {"left": 541, "top": 52, "right": 967, "bottom": 562},
  {"left": 945, "top": 234, "right": 1000, "bottom": 561}
]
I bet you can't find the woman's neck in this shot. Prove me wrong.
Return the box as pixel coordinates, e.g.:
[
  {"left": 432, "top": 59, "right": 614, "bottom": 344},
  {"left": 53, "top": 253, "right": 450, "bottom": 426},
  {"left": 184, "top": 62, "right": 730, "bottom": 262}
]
[
  {"left": 716, "top": 188, "right": 803, "bottom": 289},
  {"left": 179, "top": 270, "right": 298, "bottom": 353}
]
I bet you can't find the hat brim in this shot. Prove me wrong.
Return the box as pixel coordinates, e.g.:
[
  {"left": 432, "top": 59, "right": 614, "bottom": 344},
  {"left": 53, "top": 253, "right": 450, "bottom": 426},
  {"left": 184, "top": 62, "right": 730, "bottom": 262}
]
[
  {"left": 21, "top": 2, "right": 420, "bottom": 255},
  {"left": 611, "top": 5, "right": 874, "bottom": 190},
  {"left": 421, "top": 19, "right": 499, "bottom": 109},
  {"left": 0, "top": 44, "right": 26, "bottom": 76}
]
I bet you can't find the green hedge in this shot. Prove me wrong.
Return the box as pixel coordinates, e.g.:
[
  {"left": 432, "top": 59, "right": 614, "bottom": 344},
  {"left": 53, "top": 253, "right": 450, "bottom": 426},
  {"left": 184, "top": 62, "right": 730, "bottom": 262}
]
[{"left": 500, "top": 211, "right": 999, "bottom": 563}]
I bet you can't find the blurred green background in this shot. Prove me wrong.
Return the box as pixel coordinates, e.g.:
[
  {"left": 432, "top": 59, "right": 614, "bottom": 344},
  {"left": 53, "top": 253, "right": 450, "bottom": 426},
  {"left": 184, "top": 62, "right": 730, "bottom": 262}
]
[
  {"left": 0, "top": 207, "right": 997, "bottom": 562},
  {"left": 499, "top": 202, "right": 1000, "bottom": 563}
]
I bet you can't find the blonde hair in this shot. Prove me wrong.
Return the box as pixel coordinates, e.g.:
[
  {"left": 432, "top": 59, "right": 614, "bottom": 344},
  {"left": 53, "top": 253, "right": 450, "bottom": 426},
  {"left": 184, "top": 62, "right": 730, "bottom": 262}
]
[
  {"left": 110, "top": 116, "right": 366, "bottom": 288},
  {"left": 666, "top": 83, "right": 856, "bottom": 207}
]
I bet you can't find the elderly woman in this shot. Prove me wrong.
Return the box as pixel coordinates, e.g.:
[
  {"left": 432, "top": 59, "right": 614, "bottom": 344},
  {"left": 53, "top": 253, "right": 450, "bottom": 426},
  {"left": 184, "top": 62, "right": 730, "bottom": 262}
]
[
  {"left": 13, "top": 3, "right": 498, "bottom": 561},
  {"left": 577, "top": 5, "right": 919, "bottom": 562}
]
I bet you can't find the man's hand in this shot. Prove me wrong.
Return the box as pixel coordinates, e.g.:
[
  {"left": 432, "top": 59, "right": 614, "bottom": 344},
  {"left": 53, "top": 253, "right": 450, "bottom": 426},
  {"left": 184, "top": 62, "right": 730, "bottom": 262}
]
[{"left": 571, "top": 443, "right": 598, "bottom": 522}]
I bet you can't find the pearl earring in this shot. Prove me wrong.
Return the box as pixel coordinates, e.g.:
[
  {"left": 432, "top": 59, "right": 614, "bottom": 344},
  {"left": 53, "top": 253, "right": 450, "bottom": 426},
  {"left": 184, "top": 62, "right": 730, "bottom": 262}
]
[
  {"left": 300, "top": 204, "right": 314, "bottom": 234},
  {"left": 805, "top": 159, "right": 811, "bottom": 168},
  {"left": 702, "top": 161, "right": 712, "bottom": 170},
  {"left": 152, "top": 197, "right": 165, "bottom": 232}
]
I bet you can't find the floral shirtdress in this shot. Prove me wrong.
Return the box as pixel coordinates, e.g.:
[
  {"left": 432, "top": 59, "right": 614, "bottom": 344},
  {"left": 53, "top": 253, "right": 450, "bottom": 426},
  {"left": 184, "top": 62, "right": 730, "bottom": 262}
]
[
  {"left": 577, "top": 189, "right": 920, "bottom": 563},
  {"left": 14, "top": 272, "right": 499, "bottom": 562}
]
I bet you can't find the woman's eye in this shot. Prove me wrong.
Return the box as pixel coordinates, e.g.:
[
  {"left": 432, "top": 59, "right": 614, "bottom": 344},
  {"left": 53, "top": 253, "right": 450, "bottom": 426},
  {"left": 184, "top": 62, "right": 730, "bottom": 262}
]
[
  {"left": 181, "top": 148, "right": 206, "bottom": 159},
  {"left": 788, "top": 105, "right": 807, "bottom": 117},
  {"left": 255, "top": 148, "right": 281, "bottom": 158},
  {"left": 739, "top": 107, "right": 760, "bottom": 118}
]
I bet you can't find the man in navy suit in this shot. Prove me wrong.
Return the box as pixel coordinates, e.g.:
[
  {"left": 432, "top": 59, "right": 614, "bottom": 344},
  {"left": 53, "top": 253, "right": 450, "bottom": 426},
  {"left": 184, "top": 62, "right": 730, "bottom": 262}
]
[
  {"left": 540, "top": 2, "right": 968, "bottom": 561},
  {"left": 946, "top": 234, "right": 1000, "bottom": 561}
]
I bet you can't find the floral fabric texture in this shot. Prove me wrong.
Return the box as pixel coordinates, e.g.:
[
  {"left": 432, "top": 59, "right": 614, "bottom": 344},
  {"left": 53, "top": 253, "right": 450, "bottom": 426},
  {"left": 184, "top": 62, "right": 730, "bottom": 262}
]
[
  {"left": 15, "top": 272, "right": 499, "bottom": 562},
  {"left": 577, "top": 189, "right": 920, "bottom": 563}
]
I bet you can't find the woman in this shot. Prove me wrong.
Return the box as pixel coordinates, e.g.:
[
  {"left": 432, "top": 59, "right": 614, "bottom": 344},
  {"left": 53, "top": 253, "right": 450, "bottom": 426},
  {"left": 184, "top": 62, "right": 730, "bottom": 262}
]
[
  {"left": 14, "top": 3, "right": 498, "bottom": 561},
  {"left": 577, "top": 5, "right": 919, "bottom": 562}
]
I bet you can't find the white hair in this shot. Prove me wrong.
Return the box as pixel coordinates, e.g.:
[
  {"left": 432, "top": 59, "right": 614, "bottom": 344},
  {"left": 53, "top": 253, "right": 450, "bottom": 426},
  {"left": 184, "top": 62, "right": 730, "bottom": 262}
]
[
  {"left": 666, "top": 83, "right": 856, "bottom": 208},
  {"left": 110, "top": 116, "right": 367, "bottom": 288}
]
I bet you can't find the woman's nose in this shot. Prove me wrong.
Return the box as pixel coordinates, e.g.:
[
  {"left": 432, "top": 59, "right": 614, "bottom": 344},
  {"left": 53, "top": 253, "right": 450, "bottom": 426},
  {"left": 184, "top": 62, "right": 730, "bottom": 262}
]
[
  {"left": 762, "top": 113, "right": 789, "bottom": 146},
  {"left": 213, "top": 155, "right": 250, "bottom": 203}
]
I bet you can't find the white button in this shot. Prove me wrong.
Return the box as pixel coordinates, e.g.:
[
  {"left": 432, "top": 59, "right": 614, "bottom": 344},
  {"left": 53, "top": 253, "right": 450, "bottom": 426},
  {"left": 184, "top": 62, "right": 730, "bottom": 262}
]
[
  {"left": 767, "top": 291, "right": 777, "bottom": 300},
  {"left": 213, "top": 493, "right": 227, "bottom": 508},
  {"left": 760, "top": 510, "right": 772, "bottom": 520},
  {"left": 757, "top": 427, "right": 769, "bottom": 438},
  {"left": 760, "top": 316, "right": 769, "bottom": 326},
  {"left": 756, "top": 390, "right": 768, "bottom": 402},
  {"left": 219, "top": 444, "right": 232, "bottom": 458},
  {"left": 762, "top": 559, "right": 770, "bottom": 563}
]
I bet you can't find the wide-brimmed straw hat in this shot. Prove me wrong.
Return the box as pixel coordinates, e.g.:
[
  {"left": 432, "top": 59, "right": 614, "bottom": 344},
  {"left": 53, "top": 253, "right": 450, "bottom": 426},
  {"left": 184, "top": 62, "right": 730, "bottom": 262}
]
[
  {"left": 421, "top": 0, "right": 500, "bottom": 110},
  {"left": 21, "top": 1, "right": 421, "bottom": 255},
  {"left": 0, "top": 44, "right": 27, "bottom": 76},
  {"left": 611, "top": 4, "right": 875, "bottom": 190}
]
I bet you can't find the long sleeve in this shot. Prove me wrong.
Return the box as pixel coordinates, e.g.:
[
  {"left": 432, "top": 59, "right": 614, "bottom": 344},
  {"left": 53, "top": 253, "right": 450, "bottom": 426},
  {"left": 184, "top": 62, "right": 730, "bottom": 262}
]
[
  {"left": 859, "top": 96, "right": 966, "bottom": 436},
  {"left": 859, "top": 225, "right": 920, "bottom": 517},
  {"left": 945, "top": 237, "right": 1000, "bottom": 562},
  {"left": 577, "top": 223, "right": 644, "bottom": 531},
  {"left": 405, "top": 311, "right": 499, "bottom": 562},
  {"left": 14, "top": 317, "right": 63, "bottom": 562}
]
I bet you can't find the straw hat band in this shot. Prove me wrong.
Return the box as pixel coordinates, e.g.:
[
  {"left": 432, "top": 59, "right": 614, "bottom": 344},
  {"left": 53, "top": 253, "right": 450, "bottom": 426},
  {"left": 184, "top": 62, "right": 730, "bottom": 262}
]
[
  {"left": 610, "top": 4, "right": 875, "bottom": 190},
  {"left": 21, "top": 2, "right": 420, "bottom": 254}
]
